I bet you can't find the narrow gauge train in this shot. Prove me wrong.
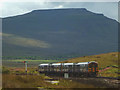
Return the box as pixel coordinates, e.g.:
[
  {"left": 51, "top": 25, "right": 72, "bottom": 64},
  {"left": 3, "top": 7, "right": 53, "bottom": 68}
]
[{"left": 38, "top": 61, "right": 99, "bottom": 77}]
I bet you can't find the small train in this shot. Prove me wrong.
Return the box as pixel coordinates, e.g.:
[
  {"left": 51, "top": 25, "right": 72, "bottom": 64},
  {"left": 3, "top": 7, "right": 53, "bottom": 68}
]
[{"left": 38, "top": 61, "right": 99, "bottom": 77}]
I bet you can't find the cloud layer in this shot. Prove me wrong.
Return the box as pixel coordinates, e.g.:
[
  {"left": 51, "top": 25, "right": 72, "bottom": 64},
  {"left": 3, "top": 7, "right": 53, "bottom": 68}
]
[{"left": 0, "top": 1, "right": 118, "bottom": 21}]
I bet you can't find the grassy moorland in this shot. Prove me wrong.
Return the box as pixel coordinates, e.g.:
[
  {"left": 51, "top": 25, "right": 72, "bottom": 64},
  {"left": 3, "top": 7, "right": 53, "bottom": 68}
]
[
  {"left": 2, "top": 67, "right": 95, "bottom": 88},
  {"left": 61, "top": 52, "right": 119, "bottom": 78},
  {"left": 2, "top": 52, "right": 119, "bottom": 88}
]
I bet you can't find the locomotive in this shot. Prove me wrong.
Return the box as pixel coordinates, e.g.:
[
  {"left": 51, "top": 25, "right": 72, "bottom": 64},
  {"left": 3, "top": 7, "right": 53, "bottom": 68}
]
[{"left": 38, "top": 61, "right": 99, "bottom": 77}]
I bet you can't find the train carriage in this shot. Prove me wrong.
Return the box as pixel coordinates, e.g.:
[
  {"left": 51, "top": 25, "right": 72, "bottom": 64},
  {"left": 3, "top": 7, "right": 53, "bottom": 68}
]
[{"left": 38, "top": 61, "right": 98, "bottom": 77}]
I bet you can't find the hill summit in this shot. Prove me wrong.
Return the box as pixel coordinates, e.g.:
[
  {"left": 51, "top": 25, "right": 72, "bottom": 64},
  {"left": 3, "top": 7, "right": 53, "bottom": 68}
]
[{"left": 2, "top": 8, "right": 118, "bottom": 57}]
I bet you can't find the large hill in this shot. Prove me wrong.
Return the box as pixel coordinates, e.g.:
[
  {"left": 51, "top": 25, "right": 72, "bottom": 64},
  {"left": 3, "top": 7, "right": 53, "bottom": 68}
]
[{"left": 2, "top": 8, "right": 118, "bottom": 58}]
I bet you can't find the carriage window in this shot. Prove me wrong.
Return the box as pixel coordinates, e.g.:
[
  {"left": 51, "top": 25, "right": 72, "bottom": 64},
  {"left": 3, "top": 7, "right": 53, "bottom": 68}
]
[
  {"left": 57, "top": 65, "right": 59, "bottom": 71},
  {"left": 75, "top": 65, "right": 80, "bottom": 72},
  {"left": 68, "top": 65, "right": 73, "bottom": 72},
  {"left": 54, "top": 66, "right": 57, "bottom": 71},
  {"left": 50, "top": 66, "right": 54, "bottom": 71},
  {"left": 83, "top": 64, "right": 87, "bottom": 72},
  {"left": 54, "top": 65, "right": 59, "bottom": 71},
  {"left": 64, "top": 65, "right": 69, "bottom": 72},
  {"left": 44, "top": 66, "right": 47, "bottom": 71},
  {"left": 42, "top": 66, "right": 44, "bottom": 71},
  {"left": 80, "top": 65, "right": 83, "bottom": 71},
  {"left": 46, "top": 66, "right": 48, "bottom": 71},
  {"left": 52, "top": 66, "right": 54, "bottom": 71},
  {"left": 56, "top": 65, "right": 60, "bottom": 71},
  {"left": 85, "top": 64, "right": 88, "bottom": 70}
]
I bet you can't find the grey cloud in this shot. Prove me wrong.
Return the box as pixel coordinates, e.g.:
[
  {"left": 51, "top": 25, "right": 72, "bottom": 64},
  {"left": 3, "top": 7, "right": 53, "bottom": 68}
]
[
  {"left": 1, "top": 2, "right": 118, "bottom": 21},
  {"left": 56, "top": 2, "right": 118, "bottom": 20}
]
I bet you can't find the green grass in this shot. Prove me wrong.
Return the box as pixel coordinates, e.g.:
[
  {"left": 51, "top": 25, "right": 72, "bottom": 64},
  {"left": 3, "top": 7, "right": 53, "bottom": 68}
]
[
  {"left": 3, "top": 33, "right": 51, "bottom": 48},
  {"left": 61, "top": 52, "right": 118, "bottom": 68},
  {"left": 98, "top": 67, "right": 119, "bottom": 78}
]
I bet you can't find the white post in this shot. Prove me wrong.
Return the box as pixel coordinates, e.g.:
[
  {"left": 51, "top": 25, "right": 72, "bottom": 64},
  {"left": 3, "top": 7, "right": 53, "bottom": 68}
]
[
  {"left": 25, "top": 62, "right": 27, "bottom": 73},
  {"left": 64, "top": 73, "right": 69, "bottom": 78}
]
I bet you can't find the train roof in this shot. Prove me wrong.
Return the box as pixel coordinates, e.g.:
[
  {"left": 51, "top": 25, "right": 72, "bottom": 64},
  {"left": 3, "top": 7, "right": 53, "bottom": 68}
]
[
  {"left": 39, "top": 63, "right": 49, "bottom": 66},
  {"left": 76, "top": 61, "right": 97, "bottom": 65},
  {"left": 38, "top": 61, "right": 97, "bottom": 66},
  {"left": 52, "top": 63, "right": 61, "bottom": 65},
  {"left": 52, "top": 63, "right": 74, "bottom": 66},
  {"left": 76, "top": 62, "right": 89, "bottom": 65},
  {"left": 63, "top": 63, "right": 74, "bottom": 65}
]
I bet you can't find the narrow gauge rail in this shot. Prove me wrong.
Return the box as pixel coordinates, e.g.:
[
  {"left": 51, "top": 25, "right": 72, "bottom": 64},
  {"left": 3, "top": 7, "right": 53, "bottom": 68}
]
[{"left": 38, "top": 61, "right": 99, "bottom": 77}]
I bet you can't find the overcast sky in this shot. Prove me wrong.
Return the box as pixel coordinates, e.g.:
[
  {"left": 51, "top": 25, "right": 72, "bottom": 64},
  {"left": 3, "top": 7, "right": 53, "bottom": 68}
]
[{"left": 0, "top": 0, "right": 119, "bottom": 21}]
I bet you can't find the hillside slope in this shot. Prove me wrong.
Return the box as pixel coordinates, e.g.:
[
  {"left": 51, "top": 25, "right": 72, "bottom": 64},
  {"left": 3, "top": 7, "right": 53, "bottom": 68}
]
[
  {"left": 2, "top": 8, "right": 118, "bottom": 57},
  {"left": 61, "top": 52, "right": 118, "bottom": 68}
]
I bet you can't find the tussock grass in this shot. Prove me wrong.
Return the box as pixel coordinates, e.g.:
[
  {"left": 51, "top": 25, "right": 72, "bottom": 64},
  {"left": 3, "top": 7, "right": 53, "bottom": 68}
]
[
  {"left": 58, "top": 79, "right": 94, "bottom": 88},
  {"left": 3, "top": 74, "right": 51, "bottom": 88},
  {"left": 2, "top": 74, "right": 95, "bottom": 88}
]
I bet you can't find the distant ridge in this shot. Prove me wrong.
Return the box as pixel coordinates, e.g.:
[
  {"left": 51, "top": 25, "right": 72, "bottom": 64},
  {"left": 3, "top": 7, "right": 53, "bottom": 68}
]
[
  {"left": 31, "top": 8, "right": 88, "bottom": 12},
  {"left": 3, "top": 8, "right": 103, "bottom": 19}
]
